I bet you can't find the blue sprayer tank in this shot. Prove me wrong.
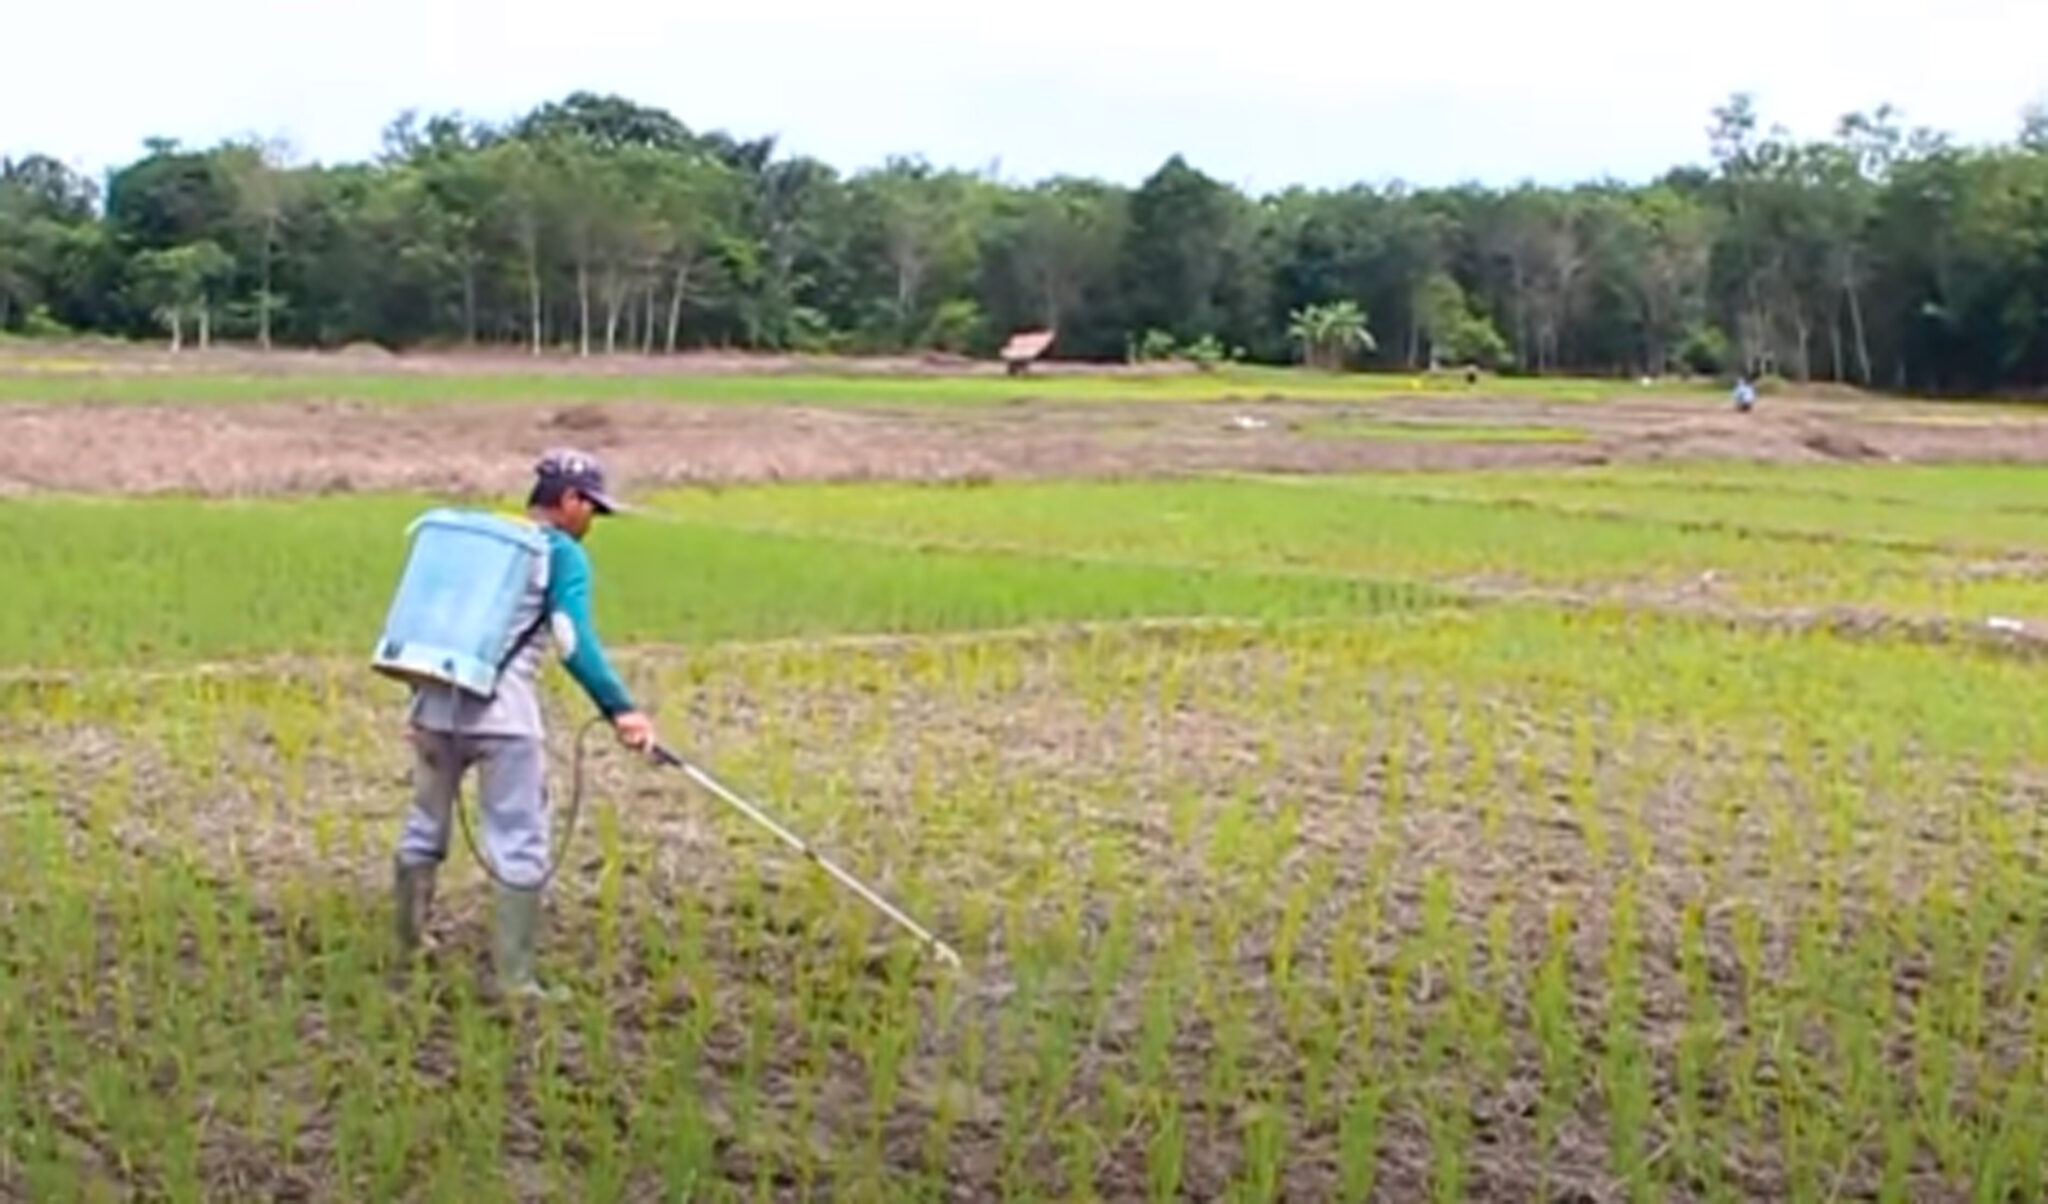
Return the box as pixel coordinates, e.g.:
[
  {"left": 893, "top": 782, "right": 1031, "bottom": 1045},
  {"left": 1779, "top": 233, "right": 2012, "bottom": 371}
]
[{"left": 371, "top": 508, "right": 552, "bottom": 698}]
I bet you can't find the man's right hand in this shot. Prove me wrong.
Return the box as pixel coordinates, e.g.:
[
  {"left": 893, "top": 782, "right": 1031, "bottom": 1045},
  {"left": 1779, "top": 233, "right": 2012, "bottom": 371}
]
[{"left": 612, "top": 710, "right": 657, "bottom": 754}]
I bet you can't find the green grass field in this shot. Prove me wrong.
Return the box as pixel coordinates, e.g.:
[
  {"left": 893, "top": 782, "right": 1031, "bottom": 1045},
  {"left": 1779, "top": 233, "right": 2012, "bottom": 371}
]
[
  {"left": 0, "top": 360, "right": 1653, "bottom": 408},
  {"left": 8, "top": 449, "right": 2048, "bottom": 1200}
]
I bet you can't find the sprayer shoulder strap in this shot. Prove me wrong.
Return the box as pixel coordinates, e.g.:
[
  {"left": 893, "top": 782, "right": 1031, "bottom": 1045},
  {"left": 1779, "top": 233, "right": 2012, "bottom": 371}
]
[
  {"left": 492, "top": 518, "right": 556, "bottom": 678},
  {"left": 496, "top": 609, "right": 550, "bottom": 676}
]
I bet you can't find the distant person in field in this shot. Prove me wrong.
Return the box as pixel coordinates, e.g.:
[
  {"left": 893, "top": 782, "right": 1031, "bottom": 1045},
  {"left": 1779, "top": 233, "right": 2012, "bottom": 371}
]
[
  {"left": 1733, "top": 375, "right": 1757, "bottom": 412},
  {"left": 392, "top": 448, "right": 657, "bottom": 1001}
]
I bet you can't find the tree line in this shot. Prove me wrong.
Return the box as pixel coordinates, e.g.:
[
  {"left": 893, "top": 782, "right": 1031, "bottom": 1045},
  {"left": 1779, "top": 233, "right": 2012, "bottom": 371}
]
[{"left": 3, "top": 90, "right": 2047, "bottom": 394}]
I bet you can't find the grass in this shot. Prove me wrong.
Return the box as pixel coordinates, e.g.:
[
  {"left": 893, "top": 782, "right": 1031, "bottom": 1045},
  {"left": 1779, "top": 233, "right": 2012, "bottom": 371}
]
[
  {"left": 0, "top": 358, "right": 1652, "bottom": 407},
  {"left": 9, "top": 456, "right": 2048, "bottom": 1198}
]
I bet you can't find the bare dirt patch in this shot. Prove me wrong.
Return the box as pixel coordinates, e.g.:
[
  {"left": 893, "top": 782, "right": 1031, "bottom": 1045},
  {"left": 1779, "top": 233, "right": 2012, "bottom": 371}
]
[
  {"left": 0, "top": 397, "right": 1590, "bottom": 498},
  {"left": 6, "top": 390, "right": 2048, "bottom": 498}
]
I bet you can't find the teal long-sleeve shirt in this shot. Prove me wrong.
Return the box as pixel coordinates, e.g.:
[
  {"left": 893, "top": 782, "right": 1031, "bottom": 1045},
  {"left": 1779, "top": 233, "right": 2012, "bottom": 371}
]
[{"left": 541, "top": 526, "right": 635, "bottom": 719}]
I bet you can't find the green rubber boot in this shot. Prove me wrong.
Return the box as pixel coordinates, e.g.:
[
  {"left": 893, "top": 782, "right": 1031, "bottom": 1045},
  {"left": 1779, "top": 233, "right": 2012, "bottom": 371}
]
[
  {"left": 493, "top": 886, "right": 568, "bottom": 1003},
  {"left": 393, "top": 858, "right": 438, "bottom": 958}
]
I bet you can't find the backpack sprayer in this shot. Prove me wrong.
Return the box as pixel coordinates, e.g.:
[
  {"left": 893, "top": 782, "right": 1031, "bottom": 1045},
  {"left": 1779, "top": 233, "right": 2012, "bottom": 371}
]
[{"left": 369, "top": 505, "right": 964, "bottom": 970}]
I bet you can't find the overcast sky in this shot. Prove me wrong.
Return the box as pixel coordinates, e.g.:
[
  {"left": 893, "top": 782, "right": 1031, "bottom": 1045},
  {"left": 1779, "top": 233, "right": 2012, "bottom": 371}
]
[{"left": 8, "top": 0, "right": 2045, "bottom": 193}]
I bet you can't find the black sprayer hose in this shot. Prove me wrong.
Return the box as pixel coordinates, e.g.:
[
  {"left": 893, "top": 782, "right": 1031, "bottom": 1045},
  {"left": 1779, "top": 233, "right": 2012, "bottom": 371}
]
[{"left": 455, "top": 713, "right": 608, "bottom": 891}]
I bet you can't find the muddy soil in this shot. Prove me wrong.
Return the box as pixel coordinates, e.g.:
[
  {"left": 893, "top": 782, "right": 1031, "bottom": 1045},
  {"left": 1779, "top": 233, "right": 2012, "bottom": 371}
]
[{"left": 4, "top": 390, "right": 2047, "bottom": 499}]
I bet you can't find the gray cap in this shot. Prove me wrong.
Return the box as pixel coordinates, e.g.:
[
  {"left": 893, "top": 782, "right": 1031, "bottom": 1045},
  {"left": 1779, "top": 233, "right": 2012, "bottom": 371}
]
[{"left": 533, "top": 447, "right": 626, "bottom": 514}]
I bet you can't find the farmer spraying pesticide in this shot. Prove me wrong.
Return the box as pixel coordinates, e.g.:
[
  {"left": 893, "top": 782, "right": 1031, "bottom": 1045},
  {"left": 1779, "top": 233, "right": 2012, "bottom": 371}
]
[
  {"left": 371, "top": 448, "right": 656, "bottom": 1000},
  {"left": 372, "top": 450, "right": 964, "bottom": 988}
]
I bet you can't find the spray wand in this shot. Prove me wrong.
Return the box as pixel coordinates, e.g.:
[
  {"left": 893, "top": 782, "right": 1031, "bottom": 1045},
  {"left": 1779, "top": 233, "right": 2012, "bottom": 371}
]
[{"left": 648, "top": 742, "right": 965, "bottom": 970}]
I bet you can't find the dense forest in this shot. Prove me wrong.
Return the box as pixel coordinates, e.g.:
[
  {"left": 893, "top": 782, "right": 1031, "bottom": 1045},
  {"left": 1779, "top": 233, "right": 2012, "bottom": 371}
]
[{"left": 3, "top": 90, "right": 2047, "bottom": 394}]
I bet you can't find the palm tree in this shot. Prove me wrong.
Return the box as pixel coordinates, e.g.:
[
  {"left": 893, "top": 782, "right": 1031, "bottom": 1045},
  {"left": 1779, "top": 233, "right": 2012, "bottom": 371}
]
[{"left": 1287, "top": 300, "right": 1376, "bottom": 371}]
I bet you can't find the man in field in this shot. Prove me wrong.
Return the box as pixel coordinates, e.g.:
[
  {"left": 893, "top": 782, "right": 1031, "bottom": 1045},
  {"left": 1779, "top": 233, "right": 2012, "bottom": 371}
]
[{"left": 392, "top": 448, "right": 657, "bottom": 1000}]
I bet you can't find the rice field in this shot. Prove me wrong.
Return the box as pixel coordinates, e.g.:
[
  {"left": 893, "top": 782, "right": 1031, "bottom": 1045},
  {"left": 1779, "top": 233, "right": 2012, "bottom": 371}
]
[{"left": 6, "top": 449, "right": 2048, "bottom": 1201}]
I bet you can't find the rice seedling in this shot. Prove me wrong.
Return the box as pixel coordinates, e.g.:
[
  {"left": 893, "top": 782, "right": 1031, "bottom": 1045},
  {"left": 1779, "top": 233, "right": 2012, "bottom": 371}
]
[
  {"left": 0, "top": 491, "right": 1446, "bottom": 673},
  {"left": 6, "top": 459, "right": 2048, "bottom": 1198}
]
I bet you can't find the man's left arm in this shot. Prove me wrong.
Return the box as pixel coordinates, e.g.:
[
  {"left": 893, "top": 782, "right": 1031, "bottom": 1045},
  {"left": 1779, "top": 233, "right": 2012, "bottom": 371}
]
[{"left": 544, "top": 534, "right": 637, "bottom": 719}]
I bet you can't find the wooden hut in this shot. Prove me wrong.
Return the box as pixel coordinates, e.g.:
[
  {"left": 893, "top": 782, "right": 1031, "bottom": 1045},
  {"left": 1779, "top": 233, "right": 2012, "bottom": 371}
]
[{"left": 999, "top": 329, "right": 1056, "bottom": 376}]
